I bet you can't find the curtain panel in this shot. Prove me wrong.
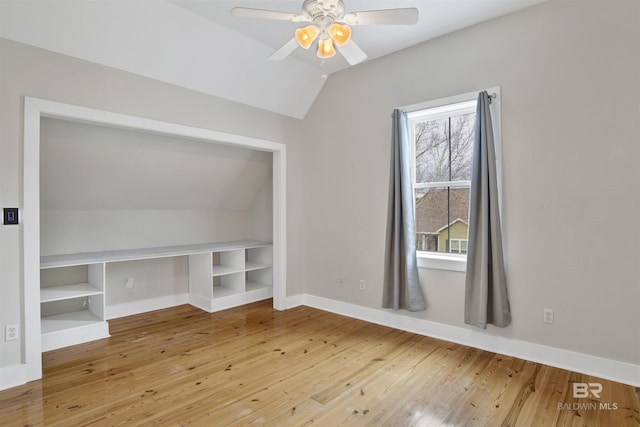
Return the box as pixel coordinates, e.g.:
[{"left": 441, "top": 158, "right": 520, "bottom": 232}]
[
  {"left": 383, "top": 109, "right": 426, "bottom": 312},
  {"left": 464, "top": 91, "right": 511, "bottom": 328}
]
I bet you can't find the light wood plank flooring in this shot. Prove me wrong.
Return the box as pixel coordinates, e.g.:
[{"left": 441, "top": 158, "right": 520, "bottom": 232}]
[{"left": 0, "top": 300, "right": 638, "bottom": 426}]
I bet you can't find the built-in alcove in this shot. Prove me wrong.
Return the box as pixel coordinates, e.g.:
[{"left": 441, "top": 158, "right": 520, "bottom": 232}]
[
  {"left": 24, "top": 97, "right": 287, "bottom": 383},
  {"left": 40, "top": 117, "right": 273, "bottom": 255},
  {"left": 39, "top": 118, "right": 274, "bottom": 318}
]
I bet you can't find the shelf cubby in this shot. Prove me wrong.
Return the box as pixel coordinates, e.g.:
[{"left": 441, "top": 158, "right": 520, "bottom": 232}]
[
  {"left": 245, "top": 246, "right": 272, "bottom": 271},
  {"left": 40, "top": 263, "right": 109, "bottom": 351},
  {"left": 212, "top": 272, "right": 244, "bottom": 296},
  {"left": 212, "top": 249, "right": 244, "bottom": 276}
]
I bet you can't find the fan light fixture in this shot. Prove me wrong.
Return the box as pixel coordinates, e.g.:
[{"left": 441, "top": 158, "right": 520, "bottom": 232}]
[
  {"left": 296, "top": 23, "right": 351, "bottom": 59},
  {"left": 317, "top": 37, "right": 336, "bottom": 58},
  {"left": 328, "top": 23, "right": 351, "bottom": 47},
  {"left": 294, "top": 25, "right": 319, "bottom": 49}
]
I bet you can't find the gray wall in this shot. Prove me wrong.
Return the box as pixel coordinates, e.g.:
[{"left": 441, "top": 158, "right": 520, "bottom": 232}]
[
  {"left": 0, "top": 38, "right": 305, "bottom": 368},
  {"left": 302, "top": 0, "right": 640, "bottom": 365},
  {"left": 39, "top": 117, "right": 271, "bottom": 254}
]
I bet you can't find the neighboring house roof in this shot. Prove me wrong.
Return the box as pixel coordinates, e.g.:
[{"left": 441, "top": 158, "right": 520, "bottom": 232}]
[
  {"left": 415, "top": 188, "right": 470, "bottom": 234},
  {"left": 435, "top": 218, "right": 469, "bottom": 234}
]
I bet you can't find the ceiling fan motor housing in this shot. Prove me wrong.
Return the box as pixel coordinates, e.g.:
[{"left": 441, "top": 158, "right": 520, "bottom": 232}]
[{"left": 303, "top": 0, "right": 345, "bottom": 24}]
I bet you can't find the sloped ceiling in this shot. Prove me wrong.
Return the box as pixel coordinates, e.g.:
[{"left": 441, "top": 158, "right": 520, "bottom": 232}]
[
  {"left": 40, "top": 118, "right": 272, "bottom": 211},
  {"left": 0, "top": 0, "right": 545, "bottom": 119}
]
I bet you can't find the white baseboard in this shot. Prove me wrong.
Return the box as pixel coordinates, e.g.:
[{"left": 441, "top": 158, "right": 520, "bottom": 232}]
[
  {"left": 0, "top": 364, "right": 27, "bottom": 391},
  {"left": 284, "top": 293, "right": 305, "bottom": 309},
  {"left": 105, "top": 293, "right": 190, "bottom": 319},
  {"left": 189, "top": 288, "right": 273, "bottom": 313},
  {"left": 289, "top": 294, "right": 640, "bottom": 387},
  {"left": 188, "top": 293, "right": 211, "bottom": 313},
  {"left": 41, "top": 322, "right": 110, "bottom": 352}
]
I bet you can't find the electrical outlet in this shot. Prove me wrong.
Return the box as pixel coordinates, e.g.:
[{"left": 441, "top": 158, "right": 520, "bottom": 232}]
[
  {"left": 126, "top": 277, "right": 135, "bottom": 289},
  {"left": 359, "top": 280, "right": 366, "bottom": 291},
  {"left": 543, "top": 308, "right": 554, "bottom": 324},
  {"left": 338, "top": 278, "right": 344, "bottom": 288},
  {"left": 5, "top": 324, "right": 19, "bottom": 341}
]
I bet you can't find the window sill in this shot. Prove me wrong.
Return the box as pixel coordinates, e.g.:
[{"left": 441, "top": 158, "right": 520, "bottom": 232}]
[{"left": 417, "top": 252, "right": 466, "bottom": 272}]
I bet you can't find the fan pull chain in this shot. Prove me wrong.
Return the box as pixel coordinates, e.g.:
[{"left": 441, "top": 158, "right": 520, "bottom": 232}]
[{"left": 320, "top": 60, "right": 328, "bottom": 79}]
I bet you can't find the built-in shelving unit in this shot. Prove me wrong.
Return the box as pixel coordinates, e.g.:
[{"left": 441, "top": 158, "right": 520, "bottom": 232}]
[
  {"left": 40, "top": 263, "right": 108, "bottom": 351},
  {"left": 188, "top": 242, "right": 272, "bottom": 312},
  {"left": 40, "top": 240, "right": 272, "bottom": 351}
]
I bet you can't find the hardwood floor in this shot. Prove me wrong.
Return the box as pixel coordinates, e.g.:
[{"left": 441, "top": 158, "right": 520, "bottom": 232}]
[{"left": 1, "top": 300, "right": 638, "bottom": 426}]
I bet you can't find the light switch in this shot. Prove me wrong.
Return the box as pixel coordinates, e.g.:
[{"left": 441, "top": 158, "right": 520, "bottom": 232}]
[{"left": 3, "top": 208, "right": 19, "bottom": 225}]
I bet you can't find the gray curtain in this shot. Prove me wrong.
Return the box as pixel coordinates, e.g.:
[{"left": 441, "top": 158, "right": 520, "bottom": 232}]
[
  {"left": 464, "top": 91, "right": 511, "bottom": 328},
  {"left": 383, "top": 109, "right": 426, "bottom": 312}
]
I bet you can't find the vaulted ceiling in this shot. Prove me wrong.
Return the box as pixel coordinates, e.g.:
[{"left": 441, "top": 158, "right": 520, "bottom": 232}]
[{"left": 0, "top": 0, "right": 545, "bottom": 118}]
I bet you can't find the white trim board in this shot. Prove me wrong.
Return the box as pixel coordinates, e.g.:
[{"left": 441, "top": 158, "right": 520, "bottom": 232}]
[
  {"left": 0, "top": 365, "right": 27, "bottom": 391},
  {"left": 288, "top": 294, "right": 640, "bottom": 388},
  {"left": 16, "top": 96, "right": 287, "bottom": 390},
  {"left": 105, "top": 293, "right": 190, "bottom": 320}
]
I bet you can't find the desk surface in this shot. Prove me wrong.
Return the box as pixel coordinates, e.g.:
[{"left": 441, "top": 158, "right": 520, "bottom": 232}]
[{"left": 41, "top": 240, "right": 272, "bottom": 268}]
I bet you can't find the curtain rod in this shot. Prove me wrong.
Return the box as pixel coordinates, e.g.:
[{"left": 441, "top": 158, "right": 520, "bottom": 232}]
[{"left": 390, "top": 88, "right": 498, "bottom": 117}]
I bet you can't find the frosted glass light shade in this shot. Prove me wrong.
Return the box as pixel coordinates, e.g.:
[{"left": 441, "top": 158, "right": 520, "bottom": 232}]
[
  {"left": 295, "top": 25, "right": 319, "bottom": 49},
  {"left": 328, "top": 23, "right": 351, "bottom": 47},
  {"left": 317, "top": 38, "right": 336, "bottom": 58}
]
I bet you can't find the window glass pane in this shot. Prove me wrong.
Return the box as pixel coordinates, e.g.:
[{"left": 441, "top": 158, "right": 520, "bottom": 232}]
[
  {"left": 449, "top": 112, "right": 475, "bottom": 181},
  {"left": 415, "top": 187, "right": 470, "bottom": 253},
  {"left": 414, "top": 112, "right": 475, "bottom": 184},
  {"left": 414, "top": 118, "right": 450, "bottom": 184}
]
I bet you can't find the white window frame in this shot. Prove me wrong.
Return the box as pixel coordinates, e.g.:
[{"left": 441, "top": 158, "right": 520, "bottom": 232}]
[
  {"left": 400, "top": 87, "right": 502, "bottom": 272},
  {"left": 449, "top": 238, "right": 468, "bottom": 254}
]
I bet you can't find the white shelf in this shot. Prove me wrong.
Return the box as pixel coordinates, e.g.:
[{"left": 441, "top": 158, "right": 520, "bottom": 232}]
[
  {"left": 245, "top": 261, "right": 270, "bottom": 272},
  {"left": 246, "top": 281, "right": 271, "bottom": 292},
  {"left": 41, "top": 240, "right": 271, "bottom": 268},
  {"left": 41, "top": 310, "right": 110, "bottom": 352},
  {"left": 41, "top": 310, "right": 104, "bottom": 335},
  {"left": 211, "top": 286, "right": 244, "bottom": 298},
  {"left": 211, "top": 265, "right": 244, "bottom": 277},
  {"left": 40, "top": 283, "right": 102, "bottom": 303}
]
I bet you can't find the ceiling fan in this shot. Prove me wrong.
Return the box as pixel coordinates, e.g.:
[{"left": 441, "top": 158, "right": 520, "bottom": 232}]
[{"left": 231, "top": 0, "right": 418, "bottom": 66}]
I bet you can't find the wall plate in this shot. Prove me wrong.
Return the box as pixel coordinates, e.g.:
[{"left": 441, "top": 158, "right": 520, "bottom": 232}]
[{"left": 3, "top": 208, "right": 19, "bottom": 225}]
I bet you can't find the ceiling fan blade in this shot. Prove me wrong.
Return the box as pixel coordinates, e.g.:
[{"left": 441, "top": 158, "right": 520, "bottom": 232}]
[
  {"left": 338, "top": 40, "right": 367, "bottom": 66},
  {"left": 269, "top": 38, "right": 300, "bottom": 61},
  {"left": 341, "top": 8, "right": 419, "bottom": 26},
  {"left": 231, "top": 7, "right": 309, "bottom": 23}
]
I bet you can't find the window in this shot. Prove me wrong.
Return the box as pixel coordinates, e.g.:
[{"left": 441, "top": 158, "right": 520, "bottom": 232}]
[
  {"left": 449, "top": 238, "right": 468, "bottom": 254},
  {"left": 409, "top": 99, "right": 476, "bottom": 256},
  {"left": 403, "top": 88, "right": 501, "bottom": 271}
]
